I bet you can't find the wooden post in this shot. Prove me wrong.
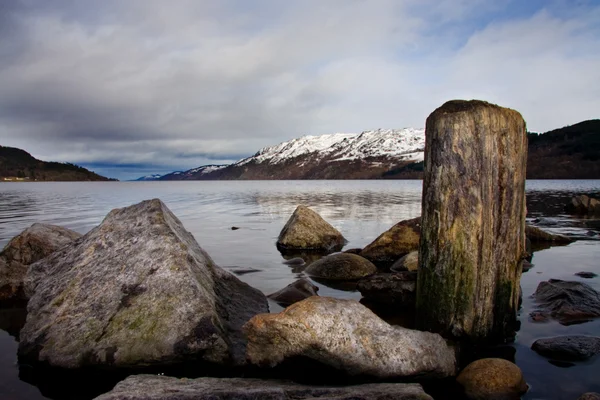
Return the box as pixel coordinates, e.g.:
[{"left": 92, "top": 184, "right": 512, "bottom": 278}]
[{"left": 416, "top": 100, "right": 527, "bottom": 342}]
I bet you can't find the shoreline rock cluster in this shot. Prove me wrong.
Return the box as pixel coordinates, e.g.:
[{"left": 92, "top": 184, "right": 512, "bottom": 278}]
[{"left": 0, "top": 196, "right": 598, "bottom": 399}]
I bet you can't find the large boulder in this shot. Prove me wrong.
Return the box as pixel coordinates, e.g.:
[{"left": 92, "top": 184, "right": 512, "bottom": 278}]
[
  {"left": 277, "top": 205, "right": 346, "bottom": 252},
  {"left": 267, "top": 278, "right": 319, "bottom": 306},
  {"left": 305, "top": 253, "right": 377, "bottom": 280},
  {"left": 243, "top": 296, "right": 456, "bottom": 379},
  {"left": 566, "top": 195, "right": 600, "bottom": 216},
  {"left": 357, "top": 271, "right": 417, "bottom": 307},
  {"left": 530, "top": 279, "right": 600, "bottom": 325},
  {"left": 94, "top": 375, "right": 433, "bottom": 400},
  {"left": 0, "top": 223, "right": 81, "bottom": 303},
  {"left": 456, "top": 358, "right": 527, "bottom": 400},
  {"left": 578, "top": 394, "right": 600, "bottom": 400},
  {"left": 19, "top": 199, "right": 268, "bottom": 369},
  {"left": 390, "top": 251, "right": 418, "bottom": 272},
  {"left": 360, "top": 217, "right": 421, "bottom": 269},
  {"left": 531, "top": 335, "right": 600, "bottom": 361},
  {"left": 525, "top": 225, "right": 573, "bottom": 244}
]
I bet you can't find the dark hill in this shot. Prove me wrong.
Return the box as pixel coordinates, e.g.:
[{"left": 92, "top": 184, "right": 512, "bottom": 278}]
[
  {"left": 0, "top": 146, "right": 114, "bottom": 181},
  {"left": 527, "top": 119, "right": 600, "bottom": 179}
]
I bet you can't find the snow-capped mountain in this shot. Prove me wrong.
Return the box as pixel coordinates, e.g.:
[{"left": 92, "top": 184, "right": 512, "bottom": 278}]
[
  {"left": 145, "top": 128, "right": 426, "bottom": 180},
  {"left": 134, "top": 174, "right": 163, "bottom": 181},
  {"left": 237, "top": 128, "right": 424, "bottom": 166}
]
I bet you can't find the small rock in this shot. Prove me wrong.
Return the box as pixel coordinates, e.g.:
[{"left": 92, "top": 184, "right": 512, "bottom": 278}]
[
  {"left": 282, "top": 257, "right": 305, "bottom": 266},
  {"left": 531, "top": 335, "right": 600, "bottom": 361},
  {"left": 390, "top": 251, "right": 418, "bottom": 272},
  {"left": 357, "top": 272, "right": 417, "bottom": 307},
  {"left": 93, "top": 375, "right": 434, "bottom": 400},
  {"left": 305, "top": 253, "right": 377, "bottom": 280},
  {"left": 0, "top": 223, "right": 81, "bottom": 303},
  {"left": 277, "top": 205, "right": 346, "bottom": 252},
  {"left": 566, "top": 195, "right": 600, "bottom": 216},
  {"left": 231, "top": 226, "right": 240, "bottom": 230},
  {"left": 575, "top": 271, "right": 598, "bottom": 279},
  {"left": 243, "top": 296, "right": 456, "bottom": 379},
  {"left": 225, "top": 267, "right": 262, "bottom": 276},
  {"left": 267, "top": 278, "right": 319, "bottom": 307},
  {"left": 530, "top": 279, "right": 600, "bottom": 325},
  {"left": 525, "top": 225, "right": 573, "bottom": 244},
  {"left": 360, "top": 217, "right": 421, "bottom": 269},
  {"left": 456, "top": 358, "right": 527, "bottom": 400},
  {"left": 522, "top": 260, "right": 534, "bottom": 272}
]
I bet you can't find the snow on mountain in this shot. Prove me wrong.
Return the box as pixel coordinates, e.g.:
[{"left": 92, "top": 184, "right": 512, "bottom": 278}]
[
  {"left": 236, "top": 128, "right": 425, "bottom": 166},
  {"left": 134, "top": 173, "right": 163, "bottom": 181},
  {"left": 187, "top": 165, "right": 227, "bottom": 175}
]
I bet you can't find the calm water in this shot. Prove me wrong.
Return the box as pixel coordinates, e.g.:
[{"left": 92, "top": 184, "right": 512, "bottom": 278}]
[{"left": 0, "top": 180, "right": 599, "bottom": 400}]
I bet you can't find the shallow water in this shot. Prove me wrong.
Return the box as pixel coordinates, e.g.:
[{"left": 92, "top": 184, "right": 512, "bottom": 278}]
[{"left": 0, "top": 180, "right": 599, "bottom": 399}]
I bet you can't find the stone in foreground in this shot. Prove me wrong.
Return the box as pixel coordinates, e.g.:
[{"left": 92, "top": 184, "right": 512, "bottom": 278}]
[
  {"left": 357, "top": 271, "right": 416, "bottom": 307},
  {"left": 94, "top": 375, "right": 433, "bottom": 400},
  {"left": 277, "top": 205, "right": 346, "bottom": 252},
  {"left": 19, "top": 199, "right": 268, "bottom": 368},
  {"left": 0, "top": 223, "right": 81, "bottom": 303},
  {"left": 530, "top": 279, "right": 600, "bottom": 325},
  {"left": 360, "top": 217, "right": 421, "bottom": 269},
  {"left": 305, "top": 253, "right": 377, "bottom": 280},
  {"left": 531, "top": 335, "right": 600, "bottom": 361},
  {"left": 456, "top": 358, "right": 527, "bottom": 400},
  {"left": 566, "top": 195, "right": 600, "bottom": 216},
  {"left": 244, "top": 296, "right": 456, "bottom": 378},
  {"left": 267, "top": 278, "right": 319, "bottom": 306},
  {"left": 390, "top": 251, "right": 418, "bottom": 272},
  {"left": 578, "top": 393, "right": 600, "bottom": 400},
  {"left": 525, "top": 225, "right": 573, "bottom": 244}
]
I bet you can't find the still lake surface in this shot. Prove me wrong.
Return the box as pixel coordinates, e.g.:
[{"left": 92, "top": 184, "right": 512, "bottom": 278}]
[{"left": 0, "top": 180, "right": 599, "bottom": 400}]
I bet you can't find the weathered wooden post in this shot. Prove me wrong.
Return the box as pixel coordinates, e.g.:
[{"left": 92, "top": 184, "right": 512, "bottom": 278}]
[{"left": 416, "top": 100, "right": 527, "bottom": 342}]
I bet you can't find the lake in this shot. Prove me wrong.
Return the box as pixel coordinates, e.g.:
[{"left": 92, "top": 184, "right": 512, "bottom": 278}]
[{"left": 1, "top": 180, "right": 599, "bottom": 400}]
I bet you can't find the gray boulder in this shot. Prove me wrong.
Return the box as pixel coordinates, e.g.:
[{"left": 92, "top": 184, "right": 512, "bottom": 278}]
[
  {"left": 525, "top": 225, "right": 573, "bottom": 244},
  {"left": 19, "top": 199, "right": 268, "bottom": 368},
  {"left": 360, "top": 217, "right": 421, "bottom": 269},
  {"left": 530, "top": 279, "right": 600, "bottom": 325},
  {"left": 268, "top": 278, "right": 319, "bottom": 306},
  {"left": 357, "top": 272, "right": 417, "bottom": 307},
  {"left": 566, "top": 195, "right": 600, "bottom": 216},
  {"left": 390, "top": 251, "right": 418, "bottom": 272},
  {"left": 531, "top": 335, "right": 600, "bottom": 361},
  {"left": 277, "top": 205, "right": 346, "bottom": 252},
  {"left": 243, "top": 296, "right": 456, "bottom": 379},
  {"left": 94, "top": 375, "right": 433, "bottom": 400},
  {"left": 578, "top": 393, "right": 600, "bottom": 400},
  {"left": 0, "top": 223, "right": 81, "bottom": 303},
  {"left": 305, "top": 253, "right": 377, "bottom": 280}
]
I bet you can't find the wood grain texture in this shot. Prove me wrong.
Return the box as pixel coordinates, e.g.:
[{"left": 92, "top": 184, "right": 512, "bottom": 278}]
[{"left": 416, "top": 100, "right": 527, "bottom": 342}]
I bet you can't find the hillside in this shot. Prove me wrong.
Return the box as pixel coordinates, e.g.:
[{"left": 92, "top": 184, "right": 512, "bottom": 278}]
[
  {"left": 527, "top": 120, "right": 600, "bottom": 179},
  {"left": 0, "top": 146, "right": 114, "bottom": 181},
  {"left": 159, "top": 128, "right": 425, "bottom": 180}
]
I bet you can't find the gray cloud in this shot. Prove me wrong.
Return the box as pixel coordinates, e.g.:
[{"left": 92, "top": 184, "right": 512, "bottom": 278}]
[{"left": 0, "top": 0, "right": 598, "bottom": 179}]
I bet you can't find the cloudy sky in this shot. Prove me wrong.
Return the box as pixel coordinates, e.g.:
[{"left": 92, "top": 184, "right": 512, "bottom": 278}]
[{"left": 0, "top": 0, "right": 598, "bottom": 180}]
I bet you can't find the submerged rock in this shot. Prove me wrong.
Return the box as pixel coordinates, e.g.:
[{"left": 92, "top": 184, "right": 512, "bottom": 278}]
[
  {"left": 276, "top": 205, "right": 346, "bottom": 252},
  {"left": 0, "top": 223, "right": 81, "bottom": 303},
  {"left": 360, "top": 217, "right": 421, "bottom": 269},
  {"left": 282, "top": 257, "right": 305, "bottom": 266},
  {"left": 357, "top": 271, "right": 417, "bottom": 307},
  {"left": 566, "top": 195, "right": 600, "bottom": 216},
  {"left": 525, "top": 225, "right": 573, "bottom": 244},
  {"left": 390, "top": 251, "right": 418, "bottom": 272},
  {"left": 575, "top": 271, "right": 598, "bottom": 279},
  {"left": 530, "top": 279, "right": 600, "bottom": 325},
  {"left": 456, "top": 358, "right": 527, "bottom": 400},
  {"left": 94, "top": 375, "right": 433, "bottom": 400},
  {"left": 305, "top": 253, "right": 377, "bottom": 280},
  {"left": 267, "top": 278, "right": 319, "bottom": 306},
  {"left": 19, "top": 199, "right": 268, "bottom": 369},
  {"left": 531, "top": 335, "right": 600, "bottom": 361},
  {"left": 243, "top": 296, "right": 456, "bottom": 379}
]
